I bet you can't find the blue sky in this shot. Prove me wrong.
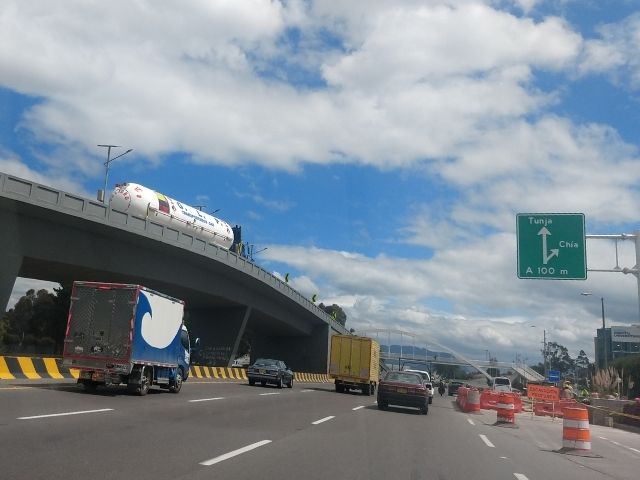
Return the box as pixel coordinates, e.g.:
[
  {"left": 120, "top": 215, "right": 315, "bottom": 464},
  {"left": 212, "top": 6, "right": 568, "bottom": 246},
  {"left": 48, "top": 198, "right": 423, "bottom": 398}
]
[{"left": 2, "top": 0, "right": 640, "bottom": 364}]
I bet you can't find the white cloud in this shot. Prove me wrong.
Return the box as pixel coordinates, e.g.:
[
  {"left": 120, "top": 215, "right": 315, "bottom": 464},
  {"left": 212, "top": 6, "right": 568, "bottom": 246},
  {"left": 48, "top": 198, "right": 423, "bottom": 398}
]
[
  {"left": 0, "top": 0, "right": 584, "bottom": 176},
  {"left": 579, "top": 12, "right": 640, "bottom": 88}
]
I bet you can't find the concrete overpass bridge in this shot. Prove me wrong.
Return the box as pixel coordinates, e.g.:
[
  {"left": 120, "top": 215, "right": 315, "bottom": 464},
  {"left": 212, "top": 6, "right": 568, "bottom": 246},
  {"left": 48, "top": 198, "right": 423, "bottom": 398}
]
[{"left": 0, "top": 172, "right": 348, "bottom": 372}]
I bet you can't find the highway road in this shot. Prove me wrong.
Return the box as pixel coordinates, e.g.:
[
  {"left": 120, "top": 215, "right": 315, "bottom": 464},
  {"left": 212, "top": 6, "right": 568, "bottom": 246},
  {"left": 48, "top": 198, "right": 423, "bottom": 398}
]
[{"left": 1, "top": 379, "right": 639, "bottom": 480}]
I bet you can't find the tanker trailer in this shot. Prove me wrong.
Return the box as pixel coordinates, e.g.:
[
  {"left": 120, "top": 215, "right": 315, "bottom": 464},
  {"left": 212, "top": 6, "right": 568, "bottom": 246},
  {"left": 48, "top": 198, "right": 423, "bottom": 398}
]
[{"left": 110, "top": 183, "right": 234, "bottom": 249}]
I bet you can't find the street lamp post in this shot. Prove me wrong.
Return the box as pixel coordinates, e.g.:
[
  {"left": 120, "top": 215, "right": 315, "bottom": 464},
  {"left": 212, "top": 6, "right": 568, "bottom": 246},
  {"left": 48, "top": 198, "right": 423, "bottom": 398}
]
[
  {"left": 530, "top": 325, "right": 547, "bottom": 379},
  {"left": 581, "top": 292, "right": 607, "bottom": 370},
  {"left": 98, "top": 144, "right": 133, "bottom": 203}
]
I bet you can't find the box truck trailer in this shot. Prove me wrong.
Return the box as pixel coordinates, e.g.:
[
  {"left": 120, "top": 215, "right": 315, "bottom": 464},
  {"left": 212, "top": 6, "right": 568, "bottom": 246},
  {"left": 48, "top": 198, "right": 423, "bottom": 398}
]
[
  {"left": 329, "top": 334, "right": 380, "bottom": 395},
  {"left": 62, "top": 282, "right": 194, "bottom": 395}
]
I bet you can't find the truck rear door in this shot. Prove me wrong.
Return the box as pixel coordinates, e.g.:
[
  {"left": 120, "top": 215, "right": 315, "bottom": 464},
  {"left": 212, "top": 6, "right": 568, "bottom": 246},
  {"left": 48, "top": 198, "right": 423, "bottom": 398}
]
[{"left": 64, "top": 283, "right": 135, "bottom": 364}]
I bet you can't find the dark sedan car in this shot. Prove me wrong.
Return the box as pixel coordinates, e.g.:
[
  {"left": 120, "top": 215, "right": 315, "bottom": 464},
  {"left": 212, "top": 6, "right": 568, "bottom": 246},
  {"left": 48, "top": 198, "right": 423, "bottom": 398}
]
[
  {"left": 377, "top": 371, "right": 429, "bottom": 414},
  {"left": 448, "top": 380, "right": 464, "bottom": 396},
  {"left": 247, "top": 358, "right": 293, "bottom": 389}
]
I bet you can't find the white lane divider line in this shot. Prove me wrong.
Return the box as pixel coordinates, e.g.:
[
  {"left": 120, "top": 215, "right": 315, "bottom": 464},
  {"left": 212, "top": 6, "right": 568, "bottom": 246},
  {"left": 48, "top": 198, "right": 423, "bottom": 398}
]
[
  {"left": 352, "top": 406, "right": 365, "bottom": 411},
  {"left": 312, "top": 416, "right": 335, "bottom": 425},
  {"left": 259, "top": 392, "right": 281, "bottom": 396},
  {"left": 479, "top": 434, "right": 495, "bottom": 448},
  {"left": 301, "top": 389, "right": 313, "bottom": 393},
  {"left": 199, "top": 440, "right": 272, "bottom": 466},
  {"left": 189, "top": 397, "right": 225, "bottom": 403},
  {"left": 598, "top": 435, "right": 640, "bottom": 454},
  {"left": 18, "top": 408, "right": 113, "bottom": 420},
  {"left": 467, "top": 418, "right": 475, "bottom": 425},
  {"left": 514, "top": 474, "right": 529, "bottom": 480}
]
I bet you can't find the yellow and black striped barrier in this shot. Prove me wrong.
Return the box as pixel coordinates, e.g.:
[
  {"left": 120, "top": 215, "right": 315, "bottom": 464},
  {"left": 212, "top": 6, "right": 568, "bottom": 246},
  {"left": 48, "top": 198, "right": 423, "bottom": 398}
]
[
  {"left": 0, "top": 356, "right": 332, "bottom": 383},
  {"left": 0, "top": 355, "right": 79, "bottom": 380}
]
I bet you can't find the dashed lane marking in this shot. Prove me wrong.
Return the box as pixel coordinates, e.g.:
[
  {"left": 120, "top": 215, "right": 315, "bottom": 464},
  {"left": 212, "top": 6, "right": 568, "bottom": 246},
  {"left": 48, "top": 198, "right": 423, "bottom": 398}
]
[
  {"left": 259, "top": 392, "right": 281, "bottom": 396},
  {"left": 18, "top": 408, "right": 113, "bottom": 420},
  {"left": 199, "top": 440, "right": 272, "bottom": 466},
  {"left": 189, "top": 397, "right": 225, "bottom": 403},
  {"left": 301, "top": 389, "right": 313, "bottom": 393},
  {"left": 479, "top": 434, "right": 495, "bottom": 448},
  {"left": 352, "top": 406, "right": 365, "bottom": 411},
  {"left": 467, "top": 418, "right": 475, "bottom": 425},
  {"left": 312, "top": 416, "right": 335, "bottom": 425},
  {"left": 514, "top": 474, "right": 529, "bottom": 480}
]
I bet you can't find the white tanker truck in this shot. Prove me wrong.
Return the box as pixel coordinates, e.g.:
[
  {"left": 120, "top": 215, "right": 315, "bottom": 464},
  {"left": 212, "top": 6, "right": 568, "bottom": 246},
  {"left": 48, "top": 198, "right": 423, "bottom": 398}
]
[{"left": 110, "top": 183, "right": 234, "bottom": 250}]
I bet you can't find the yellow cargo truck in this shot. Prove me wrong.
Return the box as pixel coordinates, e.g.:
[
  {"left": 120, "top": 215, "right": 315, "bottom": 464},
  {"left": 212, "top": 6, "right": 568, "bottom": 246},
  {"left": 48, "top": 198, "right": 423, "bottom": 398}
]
[{"left": 329, "top": 334, "right": 380, "bottom": 395}]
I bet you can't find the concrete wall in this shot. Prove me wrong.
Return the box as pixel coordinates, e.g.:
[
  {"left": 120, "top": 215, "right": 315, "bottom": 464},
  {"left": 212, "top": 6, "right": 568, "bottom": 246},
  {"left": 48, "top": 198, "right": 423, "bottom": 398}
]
[{"left": 251, "top": 324, "right": 331, "bottom": 374}]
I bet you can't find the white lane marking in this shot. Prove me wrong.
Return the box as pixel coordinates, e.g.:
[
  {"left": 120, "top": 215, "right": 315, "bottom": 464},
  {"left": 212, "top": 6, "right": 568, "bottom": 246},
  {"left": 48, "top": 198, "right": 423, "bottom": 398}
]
[
  {"left": 598, "top": 435, "right": 640, "bottom": 454},
  {"left": 479, "top": 434, "right": 495, "bottom": 448},
  {"left": 199, "top": 440, "right": 272, "bottom": 466},
  {"left": 18, "top": 408, "right": 113, "bottom": 420},
  {"left": 352, "top": 406, "right": 365, "bottom": 411},
  {"left": 189, "top": 397, "right": 225, "bottom": 403},
  {"left": 514, "top": 474, "right": 529, "bottom": 480},
  {"left": 467, "top": 418, "right": 475, "bottom": 425},
  {"left": 300, "top": 389, "right": 313, "bottom": 393},
  {"left": 259, "top": 392, "right": 281, "bottom": 396},
  {"left": 312, "top": 416, "right": 335, "bottom": 425},
  {"left": 500, "top": 456, "right": 508, "bottom": 459}
]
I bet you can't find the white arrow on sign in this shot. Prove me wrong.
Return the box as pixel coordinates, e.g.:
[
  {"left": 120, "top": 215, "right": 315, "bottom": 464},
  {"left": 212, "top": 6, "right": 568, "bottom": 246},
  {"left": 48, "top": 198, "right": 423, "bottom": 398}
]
[{"left": 538, "top": 227, "right": 559, "bottom": 265}]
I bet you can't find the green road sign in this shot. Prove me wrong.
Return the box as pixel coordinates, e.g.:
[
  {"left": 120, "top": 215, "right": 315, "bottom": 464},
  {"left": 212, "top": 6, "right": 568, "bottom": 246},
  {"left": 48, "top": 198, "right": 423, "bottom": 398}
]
[{"left": 517, "top": 213, "right": 586, "bottom": 280}]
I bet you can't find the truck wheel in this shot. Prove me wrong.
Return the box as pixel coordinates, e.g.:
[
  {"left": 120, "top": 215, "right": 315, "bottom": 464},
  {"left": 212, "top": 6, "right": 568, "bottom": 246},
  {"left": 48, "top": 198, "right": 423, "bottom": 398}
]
[
  {"left": 138, "top": 368, "right": 151, "bottom": 396},
  {"left": 287, "top": 378, "right": 293, "bottom": 388},
  {"left": 169, "top": 369, "right": 183, "bottom": 393},
  {"left": 249, "top": 378, "right": 255, "bottom": 386},
  {"left": 335, "top": 383, "right": 344, "bottom": 393},
  {"left": 420, "top": 404, "right": 429, "bottom": 415},
  {"left": 361, "top": 384, "right": 371, "bottom": 396},
  {"left": 378, "top": 401, "right": 387, "bottom": 410},
  {"left": 82, "top": 381, "right": 97, "bottom": 392}
]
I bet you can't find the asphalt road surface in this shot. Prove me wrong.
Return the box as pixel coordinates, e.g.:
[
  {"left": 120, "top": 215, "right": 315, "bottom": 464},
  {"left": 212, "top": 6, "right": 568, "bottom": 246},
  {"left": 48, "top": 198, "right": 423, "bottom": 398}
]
[{"left": 1, "top": 379, "right": 639, "bottom": 480}]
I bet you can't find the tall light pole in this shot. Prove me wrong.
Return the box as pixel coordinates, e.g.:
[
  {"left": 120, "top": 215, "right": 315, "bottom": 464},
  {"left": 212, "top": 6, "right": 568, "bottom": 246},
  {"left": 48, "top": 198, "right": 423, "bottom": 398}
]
[
  {"left": 581, "top": 292, "right": 607, "bottom": 370},
  {"left": 530, "top": 325, "right": 547, "bottom": 378},
  {"left": 98, "top": 144, "right": 133, "bottom": 203}
]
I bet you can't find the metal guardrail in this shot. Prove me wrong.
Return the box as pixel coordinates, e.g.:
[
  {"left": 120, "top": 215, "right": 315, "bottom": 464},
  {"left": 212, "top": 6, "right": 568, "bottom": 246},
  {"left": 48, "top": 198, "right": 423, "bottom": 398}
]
[{"left": 0, "top": 172, "right": 348, "bottom": 334}]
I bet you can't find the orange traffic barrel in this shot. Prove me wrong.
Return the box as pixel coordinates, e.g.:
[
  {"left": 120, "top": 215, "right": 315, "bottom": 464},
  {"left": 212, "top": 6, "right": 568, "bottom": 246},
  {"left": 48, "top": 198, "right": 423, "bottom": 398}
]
[
  {"left": 467, "top": 388, "right": 481, "bottom": 412},
  {"left": 496, "top": 392, "right": 515, "bottom": 424},
  {"left": 562, "top": 407, "right": 591, "bottom": 451}
]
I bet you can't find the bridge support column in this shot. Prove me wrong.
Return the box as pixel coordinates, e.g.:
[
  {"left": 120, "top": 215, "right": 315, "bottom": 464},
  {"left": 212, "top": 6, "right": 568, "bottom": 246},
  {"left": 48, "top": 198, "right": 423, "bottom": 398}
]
[
  {"left": 188, "top": 306, "right": 252, "bottom": 366},
  {"left": 0, "top": 209, "right": 22, "bottom": 312},
  {"left": 251, "top": 324, "right": 330, "bottom": 374},
  {"left": 0, "top": 253, "right": 21, "bottom": 313}
]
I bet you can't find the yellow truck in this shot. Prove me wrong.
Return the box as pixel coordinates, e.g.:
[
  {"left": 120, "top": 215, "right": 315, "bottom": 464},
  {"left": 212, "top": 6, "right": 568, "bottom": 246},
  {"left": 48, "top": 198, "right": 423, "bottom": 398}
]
[{"left": 329, "top": 334, "right": 380, "bottom": 395}]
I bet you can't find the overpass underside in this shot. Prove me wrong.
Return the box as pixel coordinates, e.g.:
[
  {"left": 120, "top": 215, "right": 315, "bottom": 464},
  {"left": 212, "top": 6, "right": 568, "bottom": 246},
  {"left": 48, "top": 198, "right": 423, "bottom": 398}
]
[{"left": 0, "top": 175, "right": 339, "bottom": 373}]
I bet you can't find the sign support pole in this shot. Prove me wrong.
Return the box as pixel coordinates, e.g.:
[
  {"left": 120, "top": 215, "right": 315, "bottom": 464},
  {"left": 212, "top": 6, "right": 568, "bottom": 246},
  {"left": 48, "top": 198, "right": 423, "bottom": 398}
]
[{"left": 586, "top": 232, "right": 640, "bottom": 322}]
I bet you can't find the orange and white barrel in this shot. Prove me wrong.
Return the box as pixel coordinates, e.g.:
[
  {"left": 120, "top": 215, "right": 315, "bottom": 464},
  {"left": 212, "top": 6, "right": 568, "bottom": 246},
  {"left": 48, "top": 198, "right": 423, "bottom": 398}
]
[
  {"left": 562, "top": 407, "right": 591, "bottom": 451},
  {"left": 496, "top": 392, "right": 515, "bottom": 424},
  {"left": 467, "top": 388, "right": 481, "bottom": 412}
]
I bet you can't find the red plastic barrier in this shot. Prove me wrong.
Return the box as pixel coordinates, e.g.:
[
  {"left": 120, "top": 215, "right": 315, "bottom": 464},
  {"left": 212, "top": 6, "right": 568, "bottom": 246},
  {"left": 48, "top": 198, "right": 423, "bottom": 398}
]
[
  {"left": 457, "top": 387, "right": 469, "bottom": 411},
  {"left": 467, "top": 388, "right": 481, "bottom": 412}
]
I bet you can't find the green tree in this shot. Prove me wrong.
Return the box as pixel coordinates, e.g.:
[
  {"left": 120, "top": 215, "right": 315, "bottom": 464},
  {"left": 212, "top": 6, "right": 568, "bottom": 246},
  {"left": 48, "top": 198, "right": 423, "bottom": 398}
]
[
  {"left": 318, "top": 303, "right": 347, "bottom": 326},
  {"left": 546, "top": 341, "right": 575, "bottom": 376}
]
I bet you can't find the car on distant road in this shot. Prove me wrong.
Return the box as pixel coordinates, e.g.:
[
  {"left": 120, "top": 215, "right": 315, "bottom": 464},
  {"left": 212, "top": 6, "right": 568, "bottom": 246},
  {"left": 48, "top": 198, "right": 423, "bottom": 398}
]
[
  {"left": 247, "top": 358, "right": 294, "bottom": 388},
  {"left": 448, "top": 380, "right": 464, "bottom": 396},
  {"left": 404, "top": 369, "right": 434, "bottom": 404},
  {"left": 490, "top": 376, "right": 512, "bottom": 392},
  {"left": 377, "top": 371, "right": 429, "bottom": 414}
]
